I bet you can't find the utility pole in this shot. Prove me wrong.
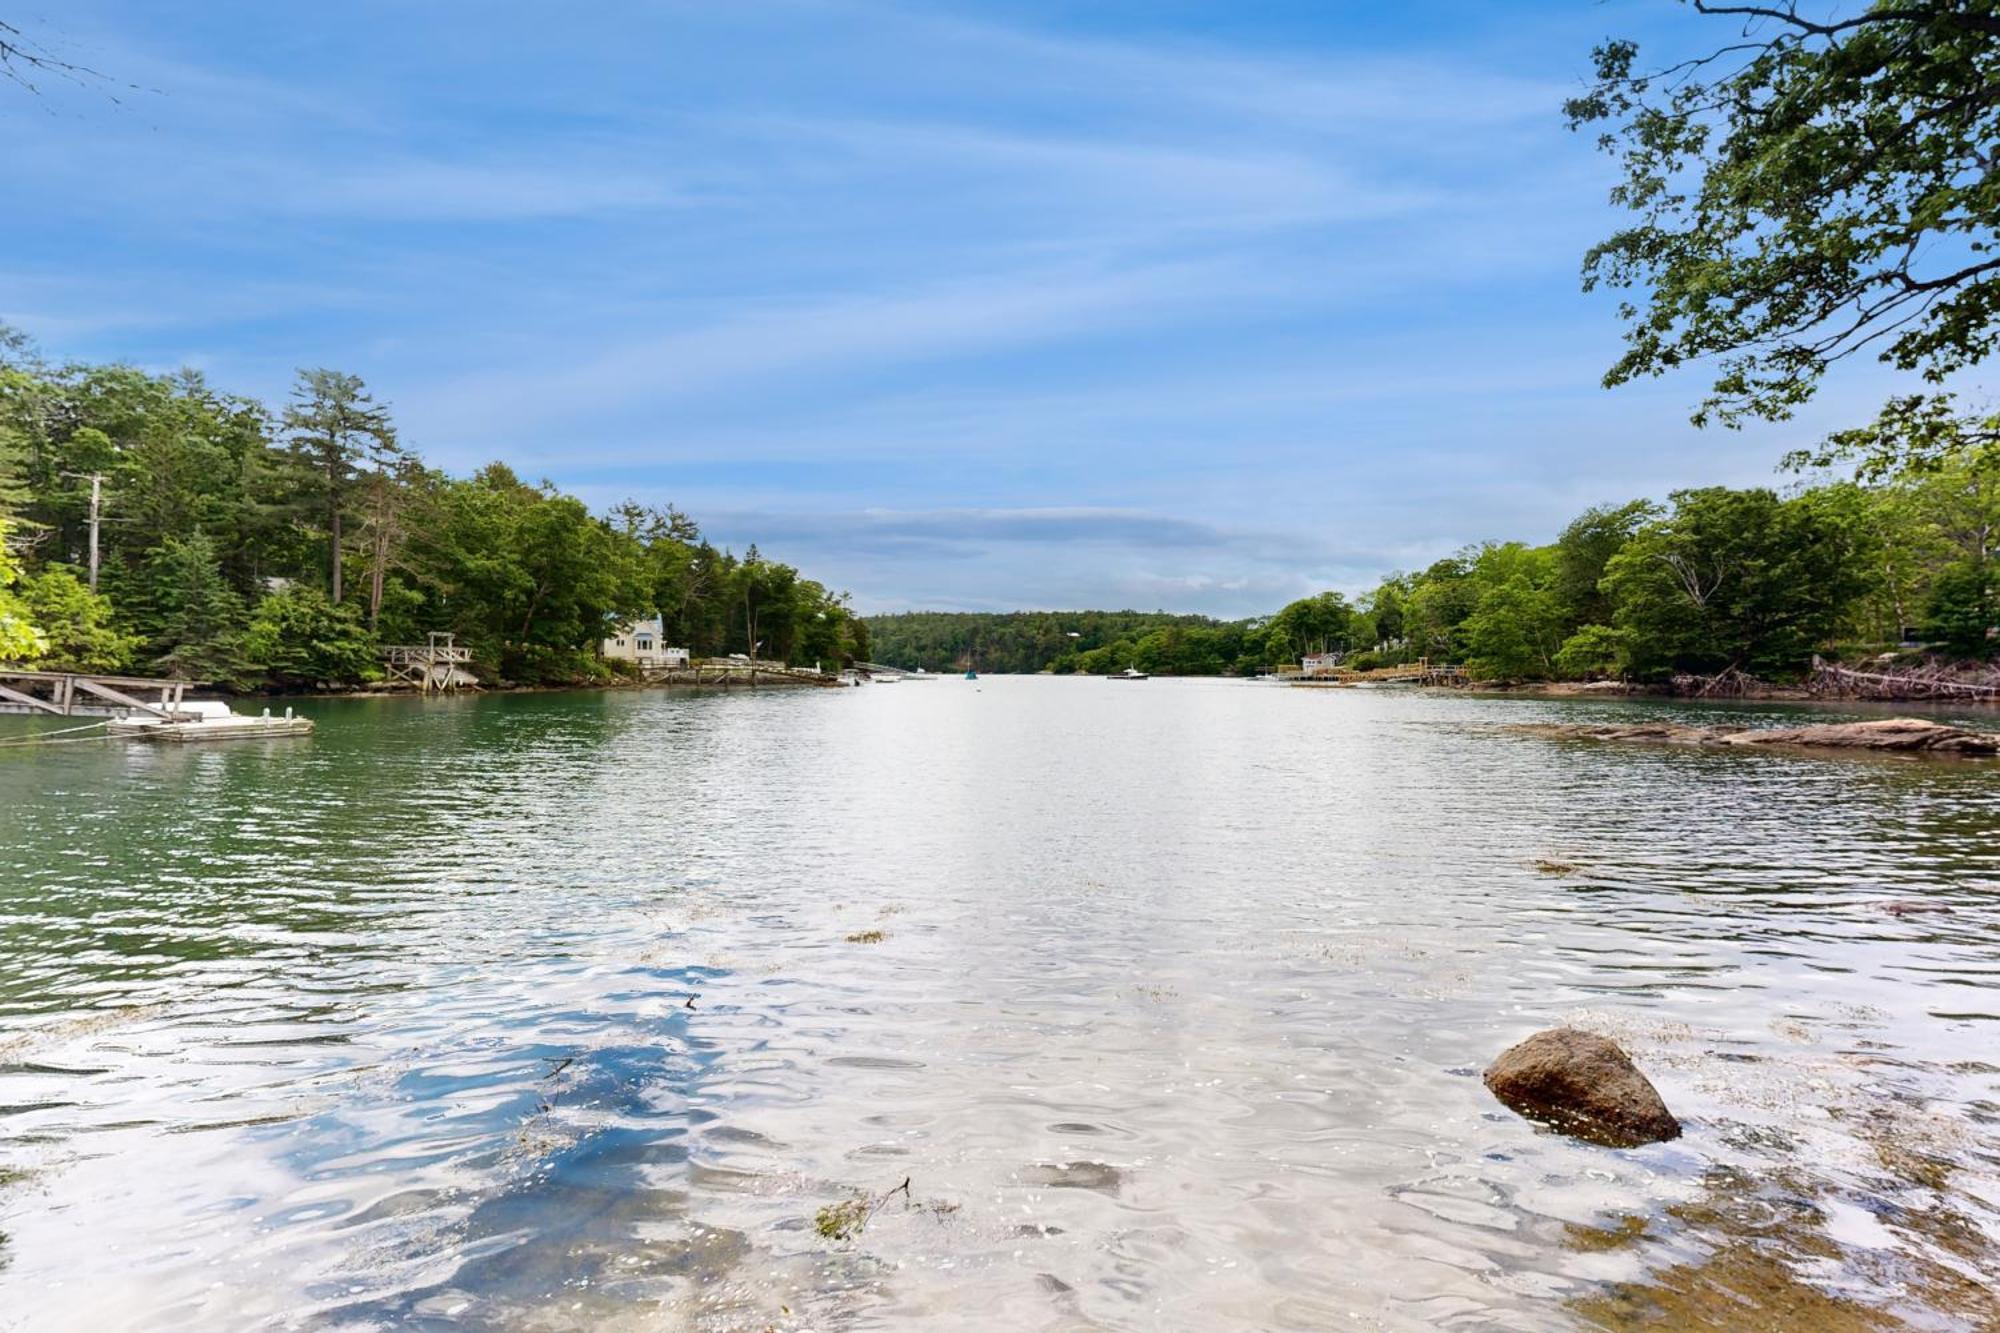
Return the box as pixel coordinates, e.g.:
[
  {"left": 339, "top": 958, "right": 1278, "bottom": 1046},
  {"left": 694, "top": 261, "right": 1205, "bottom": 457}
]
[
  {"left": 86, "top": 473, "right": 103, "bottom": 592},
  {"left": 61, "top": 471, "right": 107, "bottom": 592}
]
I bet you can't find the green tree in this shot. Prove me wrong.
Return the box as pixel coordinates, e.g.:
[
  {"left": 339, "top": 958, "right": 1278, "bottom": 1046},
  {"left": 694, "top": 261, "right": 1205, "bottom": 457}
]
[
  {"left": 245, "top": 585, "right": 381, "bottom": 687},
  {"left": 1402, "top": 558, "right": 1479, "bottom": 661},
  {"left": 1553, "top": 623, "right": 1633, "bottom": 679},
  {"left": 135, "top": 532, "right": 252, "bottom": 685},
  {"left": 1923, "top": 557, "right": 1999, "bottom": 658},
  {"left": 1554, "top": 500, "right": 1654, "bottom": 627},
  {"left": 1266, "top": 592, "right": 1355, "bottom": 665},
  {"left": 282, "top": 369, "right": 401, "bottom": 605},
  {"left": 1361, "top": 579, "right": 1408, "bottom": 652},
  {"left": 0, "top": 517, "right": 46, "bottom": 661},
  {"left": 1569, "top": 4, "right": 2000, "bottom": 473},
  {"left": 1462, "top": 546, "right": 1567, "bottom": 679},
  {"left": 18, "top": 565, "right": 135, "bottom": 671},
  {"left": 412, "top": 465, "right": 650, "bottom": 681},
  {"left": 1603, "top": 487, "right": 1874, "bottom": 676}
]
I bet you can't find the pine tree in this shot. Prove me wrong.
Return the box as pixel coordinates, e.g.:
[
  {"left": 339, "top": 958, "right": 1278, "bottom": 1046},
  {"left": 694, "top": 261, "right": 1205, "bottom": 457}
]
[
  {"left": 137, "top": 532, "right": 251, "bottom": 685},
  {"left": 281, "top": 370, "right": 400, "bottom": 606}
]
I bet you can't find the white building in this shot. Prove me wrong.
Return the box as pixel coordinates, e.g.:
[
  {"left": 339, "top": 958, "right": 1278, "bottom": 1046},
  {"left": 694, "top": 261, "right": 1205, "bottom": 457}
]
[{"left": 603, "top": 616, "right": 690, "bottom": 670}]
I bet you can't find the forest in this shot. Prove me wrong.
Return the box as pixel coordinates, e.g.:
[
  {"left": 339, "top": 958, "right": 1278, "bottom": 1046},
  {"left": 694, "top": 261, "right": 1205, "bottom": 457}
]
[
  {"left": 0, "top": 328, "right": 868, "bottom": 689},
  {"left": 867, "top": 455, "right": 1998, "bottom": 681},
  {"left": 858, "top": 610, "right": 1222, "bottom": 675}
]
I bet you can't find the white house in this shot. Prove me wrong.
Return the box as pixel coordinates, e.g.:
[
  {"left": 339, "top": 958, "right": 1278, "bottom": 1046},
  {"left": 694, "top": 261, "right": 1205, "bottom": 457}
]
[
  {"left": 603, "top": 616, "right": 690, "bottom": 670},
  {"left": 1300, "top": 651, "right": 1345, "bottom": 678}
]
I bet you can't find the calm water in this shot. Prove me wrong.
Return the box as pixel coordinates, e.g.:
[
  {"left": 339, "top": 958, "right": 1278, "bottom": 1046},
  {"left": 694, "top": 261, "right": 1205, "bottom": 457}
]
[{"left": 1, "top": 679, "right": 1997, "bottom": 1331}]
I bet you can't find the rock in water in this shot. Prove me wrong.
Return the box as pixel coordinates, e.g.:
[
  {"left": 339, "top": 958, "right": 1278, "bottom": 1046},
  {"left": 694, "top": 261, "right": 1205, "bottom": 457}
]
[
  {"left": 1723, "top": 717, "right": 1999, "bottom": 755},
  {"left": 1484, "top": 1028, "right": 1681, "bottom": 1147},
  {"left": 1514, "top": 717, "right": 1999, "bottom": 757}
]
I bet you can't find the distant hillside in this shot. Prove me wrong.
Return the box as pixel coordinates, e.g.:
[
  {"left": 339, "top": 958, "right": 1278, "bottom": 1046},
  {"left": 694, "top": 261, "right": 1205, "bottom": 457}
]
[{"left": 863, "top": 610, "right": 1226, "bottom": 673}]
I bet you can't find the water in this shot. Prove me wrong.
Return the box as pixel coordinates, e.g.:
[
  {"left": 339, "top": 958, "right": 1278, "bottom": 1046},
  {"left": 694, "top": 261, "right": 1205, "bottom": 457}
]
[{"left": 1, "top": 679, "right": 1997, "bottom": 1331}]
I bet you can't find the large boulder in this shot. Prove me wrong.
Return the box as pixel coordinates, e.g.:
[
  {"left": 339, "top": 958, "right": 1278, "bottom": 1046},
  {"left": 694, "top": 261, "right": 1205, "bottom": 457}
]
[
  {"left": 1484, "top": 1028, "right": 1681, "bottom": 1148},
  {"left": 1721, "top": 717, "right": 1999, "bottom": 755},
  {"left": 1514, "top": 717, "right": 1998, "bottom": 757}
]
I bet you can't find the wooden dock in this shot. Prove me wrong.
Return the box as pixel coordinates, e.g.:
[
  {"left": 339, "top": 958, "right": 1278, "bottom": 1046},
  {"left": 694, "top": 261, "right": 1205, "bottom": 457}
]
[
  {"left": 641, "top": 661, "right": 842, "bottom": 688},
  {"left": 383, "top": 633, "right": 477, "bottom": 693},
  {"left": 0, "top": 669, "right": 199, "bottom": 721},
  {"left": 1287, "top": 659, "right": 1467, "bottom": 688}
]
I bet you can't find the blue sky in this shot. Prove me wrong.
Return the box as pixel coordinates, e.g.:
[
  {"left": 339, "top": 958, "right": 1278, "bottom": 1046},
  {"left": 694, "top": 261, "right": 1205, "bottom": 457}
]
[{"left": 1, "top": 2, "right": 1893, "bottom": 615}]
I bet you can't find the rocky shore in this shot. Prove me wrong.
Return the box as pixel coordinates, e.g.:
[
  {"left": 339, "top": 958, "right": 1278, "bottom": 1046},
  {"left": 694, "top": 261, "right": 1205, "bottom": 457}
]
[{"left": 1515, "top": 716, "right": 2000, "bottom": 756}]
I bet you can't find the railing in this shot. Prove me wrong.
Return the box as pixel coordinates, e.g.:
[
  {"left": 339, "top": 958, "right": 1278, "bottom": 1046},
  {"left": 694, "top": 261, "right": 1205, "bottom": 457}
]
[
  {"left": 383, "top": 644, "right": 474, "bottom": 665},
  {"left": 0, "top": 669, "right": 196, "bottom": 721},
  {"left": 1291, "top": 659, "right": 1466, "bottom": 687}
]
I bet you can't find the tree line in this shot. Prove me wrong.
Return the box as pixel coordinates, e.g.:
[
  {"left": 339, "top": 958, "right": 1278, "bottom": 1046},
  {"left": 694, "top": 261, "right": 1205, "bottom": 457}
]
[
  {"left": 0, "top": 329, "right": 868, "bottom": 689},
  {"left": 860, "top": 610, "right": 1221, "bottom": 674},
  {"left": 868, "top": 457, "right": 1998, "bottom": 681}
]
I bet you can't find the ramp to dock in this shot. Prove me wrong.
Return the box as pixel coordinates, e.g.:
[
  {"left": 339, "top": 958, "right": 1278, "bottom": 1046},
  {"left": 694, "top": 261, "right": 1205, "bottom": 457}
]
[{"left": 0, "top": 670, "right": 198, "bottom": 721}]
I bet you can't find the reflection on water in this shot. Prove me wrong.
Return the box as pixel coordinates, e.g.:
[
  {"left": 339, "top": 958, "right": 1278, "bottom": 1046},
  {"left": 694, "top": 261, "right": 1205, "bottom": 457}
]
[{"left": 1, "top": 680, "right": 1997, "bottom": 1330}]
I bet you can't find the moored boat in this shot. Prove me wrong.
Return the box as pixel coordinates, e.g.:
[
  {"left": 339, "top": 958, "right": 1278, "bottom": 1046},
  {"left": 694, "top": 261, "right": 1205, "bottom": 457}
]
[{"left": 107, "top": 700, "right": 314, "bottom": 742}]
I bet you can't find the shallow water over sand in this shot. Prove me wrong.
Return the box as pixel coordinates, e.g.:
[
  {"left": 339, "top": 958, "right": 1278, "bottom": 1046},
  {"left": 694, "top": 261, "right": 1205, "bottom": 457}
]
[{"left": 2, "top": 679, "right": 1997, "bottom": 1330}]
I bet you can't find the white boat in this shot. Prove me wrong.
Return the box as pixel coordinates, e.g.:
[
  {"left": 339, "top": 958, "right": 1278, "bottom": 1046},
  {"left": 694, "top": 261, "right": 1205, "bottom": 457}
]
[
  {"left": 1107, "top": 668, "right": 1149, "bottom": 681},
  {"left": 107, "top": 699, "right": 314, "bottom": 742}
]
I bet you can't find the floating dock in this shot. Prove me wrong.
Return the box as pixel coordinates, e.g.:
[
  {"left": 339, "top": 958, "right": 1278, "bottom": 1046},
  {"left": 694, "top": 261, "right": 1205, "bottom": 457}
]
[{"left": 106, "top": 701, "right": 313, "bottom": 742}]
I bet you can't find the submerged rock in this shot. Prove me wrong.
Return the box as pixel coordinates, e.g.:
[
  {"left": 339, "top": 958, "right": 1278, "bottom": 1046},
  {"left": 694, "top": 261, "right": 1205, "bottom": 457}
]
[
  {"left": 1484, "top": 1028, "right": 1682, "bottom": 1148},
  {"left": 1881, "top": 899, "right": 1953, "bottom": 917},
  {"left": 1517, "top": 717, "right": 1998, "bottom": 757}
]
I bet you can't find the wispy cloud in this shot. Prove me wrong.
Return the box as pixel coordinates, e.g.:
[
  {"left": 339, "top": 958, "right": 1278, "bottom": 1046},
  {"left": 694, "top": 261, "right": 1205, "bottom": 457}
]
[
  {"left": 403, "top": 256, "right": 1274, "bottom": 444},
  {"left": 2, "top": 1, "right": 1778, "bottom": 616}
]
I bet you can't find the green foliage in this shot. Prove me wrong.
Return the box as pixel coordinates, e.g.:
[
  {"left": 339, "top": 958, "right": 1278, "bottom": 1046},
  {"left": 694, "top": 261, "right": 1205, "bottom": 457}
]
[
  {"left": 1461, "top": 546, "right": 1565, "bottom": 679},
  {"left": 1923, "top": 558, "right": 1999, "bottom": 658},
  {"left": 869, "top": 462, "right": 1982, "bottom": 684},
  {"left": 1569, "top": 6, "right": 2000, "bottom": 473},
  {"left": 244, "top": 585, "right": 380, "bottom": 688},
  {"left": 17, "top": 566, "right": 135, "bottom": 671},
  {"left": 868, "top": 610, "right": 1224, "bottom": 674},
  {"left": 1602, "top": 487, "right": 1874, "bottom": 678},
  {"left": 0, "top": 340, "right": 861, "bottom": 690},
  {"left": 281, "top": 369, "right": 401, "bottom": 605},
  {"left": 410, "top": 464, "right": 649, "bottom": 682},
  {"left": 1403, "top": 558, "right": 1478, "bottom": 660},
  {"left": 1266, "top": 591, "right": 1355, "bottom": 662},
  {"left": 135, "top": 532, "right": 253, "bottom": 686},
  {"left": 1554, "top": 501, "right": 1656, "bottom": 627},
  {"left": 1569, "top": 6, "right": 2000, "bottom": 474},
  {"left": 1553, "top": 624, "right": 1630, "bottom": 680},
  {"left": 0, "top": 518, "right": 46, "bottom": 662}
]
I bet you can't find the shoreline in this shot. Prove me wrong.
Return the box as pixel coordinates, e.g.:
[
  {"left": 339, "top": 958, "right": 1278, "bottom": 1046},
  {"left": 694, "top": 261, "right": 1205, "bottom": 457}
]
[{"left": 242, "top": 674, "right": 2000, "bottom": 712}]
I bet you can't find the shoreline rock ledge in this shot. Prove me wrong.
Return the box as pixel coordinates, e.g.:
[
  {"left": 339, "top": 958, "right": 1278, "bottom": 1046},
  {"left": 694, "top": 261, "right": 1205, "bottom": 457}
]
[
  {"left": 1484, "top": 1028, "right": 1682, "bottom": 1148},
  {"left": 1516, "top": 716, "right": 1998, "bottom": 756}
]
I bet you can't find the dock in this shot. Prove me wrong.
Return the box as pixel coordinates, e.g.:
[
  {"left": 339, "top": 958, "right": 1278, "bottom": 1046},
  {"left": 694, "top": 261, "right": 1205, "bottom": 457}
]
[
  {"left": 0, "top": 670, "right": 313, "bottom": 742},
  {"left": 1286, "top": 659, "right": 1467, "bottom": 688},
  {"left": 0, "top": 669, "right": 200, "bottom": 721},
  {"left": 641, "top": 660, "right": 843, "bottom": 688},
  {"left": 383, "top": 633, "right": 478, "bottom": 693},
  {"left": 108, "top": 703, "right": 314, "bottom": 742}
]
